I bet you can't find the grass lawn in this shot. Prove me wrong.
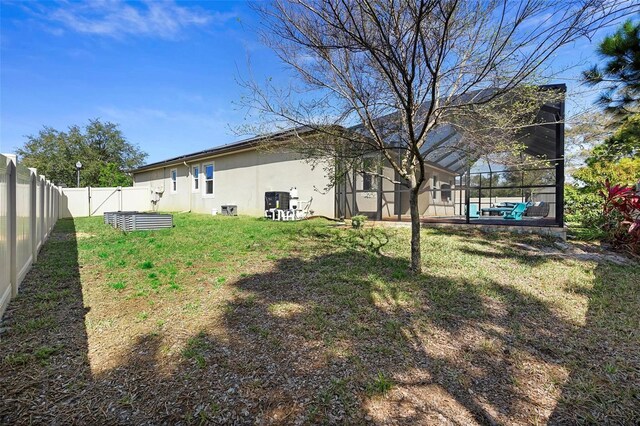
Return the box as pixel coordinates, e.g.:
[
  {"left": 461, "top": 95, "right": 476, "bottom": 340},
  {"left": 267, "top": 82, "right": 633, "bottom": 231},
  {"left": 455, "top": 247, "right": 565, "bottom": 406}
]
[{"left": 1, "top": 214, "right": 638, "bottom": 424}]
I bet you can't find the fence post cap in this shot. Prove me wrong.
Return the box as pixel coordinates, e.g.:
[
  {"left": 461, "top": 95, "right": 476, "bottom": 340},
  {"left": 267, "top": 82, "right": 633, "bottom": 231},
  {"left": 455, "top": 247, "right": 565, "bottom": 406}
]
[{"left": 2, "top": 153, "right": 17, "bottom": 165}]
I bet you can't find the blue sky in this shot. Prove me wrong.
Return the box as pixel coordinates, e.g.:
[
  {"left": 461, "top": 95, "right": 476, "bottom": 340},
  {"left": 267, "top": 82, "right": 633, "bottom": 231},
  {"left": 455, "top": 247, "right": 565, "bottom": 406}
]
[{"left": 0, "top": 1, "right": 631, "bottom": 164}]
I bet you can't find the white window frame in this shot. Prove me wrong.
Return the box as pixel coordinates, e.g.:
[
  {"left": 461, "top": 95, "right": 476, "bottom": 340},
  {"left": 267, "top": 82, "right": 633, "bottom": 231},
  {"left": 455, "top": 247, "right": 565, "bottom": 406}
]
[
  {"left": 202, "top": 162, "right": 214, "bottom": 198},
  {"left": 170, "top": 168, "right": 178, "bottom": 194},
  {"left": 192, "top": 165, "right": 200, "bottom": 192}
]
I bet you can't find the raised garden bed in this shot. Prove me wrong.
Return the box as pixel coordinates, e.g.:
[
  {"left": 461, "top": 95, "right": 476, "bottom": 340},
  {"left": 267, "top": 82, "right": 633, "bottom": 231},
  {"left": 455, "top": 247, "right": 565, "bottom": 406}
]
[{"left": 104, "top": 211, "right": 173, "bottom": 231}]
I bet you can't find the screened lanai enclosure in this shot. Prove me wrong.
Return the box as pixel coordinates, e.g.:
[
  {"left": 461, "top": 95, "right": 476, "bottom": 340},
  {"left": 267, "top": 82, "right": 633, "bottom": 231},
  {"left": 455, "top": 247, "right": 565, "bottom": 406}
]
[{"left": 335, "top": 85, "right": 565, "bottom": 228}]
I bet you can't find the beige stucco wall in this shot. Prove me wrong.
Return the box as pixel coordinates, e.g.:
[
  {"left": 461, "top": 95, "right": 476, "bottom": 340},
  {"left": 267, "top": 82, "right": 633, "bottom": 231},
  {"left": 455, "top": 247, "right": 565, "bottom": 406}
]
[
  {"left": 342, "top": 162, "right": 457, "bottom": 218},
  {"left": 133, "top": 148, "right": 335, "bottom": 217}
]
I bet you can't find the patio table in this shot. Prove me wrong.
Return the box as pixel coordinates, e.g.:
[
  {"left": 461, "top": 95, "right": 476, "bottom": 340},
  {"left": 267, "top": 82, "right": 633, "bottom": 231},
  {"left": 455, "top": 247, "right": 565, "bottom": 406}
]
[{"left": 481, "top": 207, "right": 514, "bottom": 216}]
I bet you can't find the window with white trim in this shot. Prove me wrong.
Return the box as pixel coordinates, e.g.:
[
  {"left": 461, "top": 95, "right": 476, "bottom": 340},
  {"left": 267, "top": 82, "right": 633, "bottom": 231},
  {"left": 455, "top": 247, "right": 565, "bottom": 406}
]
[
  {"left": 170, "top": 168, "right": 178, "bottom": 193},
  {"left": 203, "top": 163, "right": 214, "bottom": 196},
  {"left": 192, "top": 165, "right": 199, "bottom": 191}
]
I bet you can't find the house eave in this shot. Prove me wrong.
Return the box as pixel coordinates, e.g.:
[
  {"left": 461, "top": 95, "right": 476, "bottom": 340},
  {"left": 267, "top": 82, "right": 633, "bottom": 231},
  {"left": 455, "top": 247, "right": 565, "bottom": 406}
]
[{"left": 131, "top": 126, "right": 321, "bottom": 174}]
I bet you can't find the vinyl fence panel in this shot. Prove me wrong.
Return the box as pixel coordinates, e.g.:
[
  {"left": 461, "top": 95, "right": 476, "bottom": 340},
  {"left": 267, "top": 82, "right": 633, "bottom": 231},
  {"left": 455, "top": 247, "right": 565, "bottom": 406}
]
[
  {"left": 60, "top": 186, "right": 151, "bottom": 218},
  {"left": 90, "top": 187, "right": 123, "bottom": 216},
  {"left": 59, "top": 188, "right": 89, "bottom": 218},
  {"left": 0, "top": 154, "right": 61, "bottom": 319},
  {"left": 15, "top": 163, "right": 33, "bottom": 289},
  {"left": 0, "top": 157, "right": 10, "bottom": 317},
  {"left": 120, "top": 187, "right": 151, "bottom": 213}
]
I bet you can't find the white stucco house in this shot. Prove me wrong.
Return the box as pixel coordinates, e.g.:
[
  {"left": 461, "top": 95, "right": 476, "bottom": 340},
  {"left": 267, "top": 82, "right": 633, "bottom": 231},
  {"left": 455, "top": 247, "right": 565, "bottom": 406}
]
[
  {"left": 131, "top": 127, "right": 459, "bottom": 220},
  {"left": 131, "top": 128, "right": 338, "bottom": 217},
  {"left": 132, "top": 84, "right": 566, "bottom": 231}
]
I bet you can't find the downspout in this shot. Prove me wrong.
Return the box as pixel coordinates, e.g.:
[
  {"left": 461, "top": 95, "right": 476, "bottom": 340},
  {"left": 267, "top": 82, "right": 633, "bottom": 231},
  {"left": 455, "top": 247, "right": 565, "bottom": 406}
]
[{"left": 183, "top": 161, "right": 191, "bottom": 213}]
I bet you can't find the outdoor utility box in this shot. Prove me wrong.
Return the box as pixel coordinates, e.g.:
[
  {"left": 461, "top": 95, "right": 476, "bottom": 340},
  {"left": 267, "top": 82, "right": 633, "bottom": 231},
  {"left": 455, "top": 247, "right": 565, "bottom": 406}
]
[
  {"left": 265, "top": 191, "right": 290, "bottom": 210},
  {"left": 221, "top": 205, "right": 237, "bottom": 216}
]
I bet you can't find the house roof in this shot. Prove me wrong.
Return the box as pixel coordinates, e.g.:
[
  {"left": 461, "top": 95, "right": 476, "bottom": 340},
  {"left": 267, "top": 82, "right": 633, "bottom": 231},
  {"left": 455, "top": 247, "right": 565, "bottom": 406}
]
[
  {"left": 131, "top": 126, "right": 317, "bottom": 173},
  {"left": 435, "top": 85, "right": 566, "bottom": 174},
  {"left": 348, "top": 84, "right": 566, "bottom": 175},
  {"left": 133, "top": 84, "right": 566, "bottom": 176}
]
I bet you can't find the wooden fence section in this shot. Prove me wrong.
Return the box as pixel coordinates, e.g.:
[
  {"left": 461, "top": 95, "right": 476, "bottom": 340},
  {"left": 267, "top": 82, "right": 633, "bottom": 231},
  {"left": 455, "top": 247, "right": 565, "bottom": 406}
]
[{"left": 1, "top": 154, "right": 61, "bottom": 318}]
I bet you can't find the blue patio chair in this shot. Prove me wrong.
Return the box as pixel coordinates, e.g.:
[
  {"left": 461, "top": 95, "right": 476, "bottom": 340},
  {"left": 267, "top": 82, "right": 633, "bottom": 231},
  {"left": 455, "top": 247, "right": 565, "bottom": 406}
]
[
  {"left": 465, "top": 203, "right": 480, "bottom": 219},
  {"left": 501, "top": 202, "right": 529, "bottom": 220}
]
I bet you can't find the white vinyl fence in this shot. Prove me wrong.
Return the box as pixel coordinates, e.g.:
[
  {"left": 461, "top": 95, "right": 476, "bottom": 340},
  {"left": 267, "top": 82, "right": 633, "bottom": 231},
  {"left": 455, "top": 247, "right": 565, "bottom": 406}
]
[
  {"left": 59, "top": 186, "right": 150, "bottom": 218},
  {"left": 1, "top": 154, "right": 61, "bottom": 318},
  {"left": 1, "top": 153, "right": 153, "bottom": 318}
]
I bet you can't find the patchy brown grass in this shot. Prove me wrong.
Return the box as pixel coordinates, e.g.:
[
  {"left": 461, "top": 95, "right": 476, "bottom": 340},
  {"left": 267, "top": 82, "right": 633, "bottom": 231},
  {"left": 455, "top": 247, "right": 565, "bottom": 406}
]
[{"left": 0, "top": 214, "right": 638, "bottom": 425}]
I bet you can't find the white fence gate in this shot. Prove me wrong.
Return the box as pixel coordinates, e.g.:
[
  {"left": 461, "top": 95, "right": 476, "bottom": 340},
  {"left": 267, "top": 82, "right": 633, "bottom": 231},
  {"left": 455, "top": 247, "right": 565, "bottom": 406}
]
[{"left": 59, "top": 186, "right": 151, "bottom": 218}]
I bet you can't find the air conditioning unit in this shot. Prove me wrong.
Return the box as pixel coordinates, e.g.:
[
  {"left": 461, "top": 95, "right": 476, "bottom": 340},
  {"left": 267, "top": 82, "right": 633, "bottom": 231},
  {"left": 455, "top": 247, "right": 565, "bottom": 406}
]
[
  {"left": 265, "top": 191, "right": 290, "bottom": 210},
  {"left": 221, "top": 205, "right": 237, "bottom": 216}
]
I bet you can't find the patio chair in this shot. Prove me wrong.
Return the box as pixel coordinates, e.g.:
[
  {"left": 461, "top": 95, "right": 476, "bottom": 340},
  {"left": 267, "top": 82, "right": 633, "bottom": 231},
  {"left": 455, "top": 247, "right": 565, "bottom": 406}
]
[
  {"left": 465, "top": 203, "right": 480, "bottom": 219},
  {"left": 295, "top": 197, "right": 313, "bottom": 219},
  {"left": 524, "top": 201, "right": 549, "bottom": 218},
  {"left": 501, "top": 202, "right": 529, "bottom": 220},
  {"left": 275, "top": 198, "right": 314, "bottom": 221}
]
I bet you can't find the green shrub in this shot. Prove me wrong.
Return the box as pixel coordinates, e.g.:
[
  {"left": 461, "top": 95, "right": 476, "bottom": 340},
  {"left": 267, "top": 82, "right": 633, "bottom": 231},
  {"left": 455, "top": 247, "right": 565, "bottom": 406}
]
[
  {"left": 351, "top": 215, "right": 367, "bottom": 229},
  {"left": 565, "top": 185, "right": 604, "bottom": 228}
]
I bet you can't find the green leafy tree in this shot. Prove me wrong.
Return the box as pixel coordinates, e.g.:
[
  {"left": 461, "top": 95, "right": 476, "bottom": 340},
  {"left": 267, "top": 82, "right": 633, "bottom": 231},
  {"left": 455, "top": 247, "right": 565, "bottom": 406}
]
[
  {"left": 567, "top": 147, "right": 640, "bottom": 230},
  {"left": 564, "top": 184, "right": 604, "bottom": 230},
  {"left": 574, "top": 156, "right": 640, "bottom": 191},
  {"left": 16, "top": 119, "right": 147, "bottom": 187},
  {"left": 575, "top": 114, "right": 640, "bottom": 192},
  {"left": 97, "top": 162, "right": 135, "bottom": 187},
  {"left": 586, "top": 113, "right": 640, "bottom": 165},
  {"left": 569, "top": 20, "right": 640, "bottom": 235},
  {"left": 582, "top": 19, "right": 640, "bottom": 121}
]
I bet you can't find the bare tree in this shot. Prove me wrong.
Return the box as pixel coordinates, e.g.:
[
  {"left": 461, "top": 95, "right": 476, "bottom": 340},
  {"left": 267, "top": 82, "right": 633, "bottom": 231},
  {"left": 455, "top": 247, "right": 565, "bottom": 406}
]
[{"left": 239, "top": 0, "right": 637, "bottom": 272}]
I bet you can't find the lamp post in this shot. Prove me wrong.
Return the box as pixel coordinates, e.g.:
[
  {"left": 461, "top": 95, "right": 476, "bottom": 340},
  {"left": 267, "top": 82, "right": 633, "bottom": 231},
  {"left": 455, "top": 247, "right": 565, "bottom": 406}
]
[{"left": 76, "top": 161, "right": 82, "bottom": 188}]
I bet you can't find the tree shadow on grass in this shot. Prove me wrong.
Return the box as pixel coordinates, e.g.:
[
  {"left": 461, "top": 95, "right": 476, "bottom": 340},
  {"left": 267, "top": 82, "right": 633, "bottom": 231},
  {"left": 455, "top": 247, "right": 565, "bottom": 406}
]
[
  {"left": 547, "top": 260, "right": 640, "bottom": 424},
  {"left": 1, "top": 220, "right": 638, "bottom": 425},
  {"left": 87, "top": 247, "right": 584, "bottom": 424},
  {"left": 204, "top": 251, "right": 578, "bottom": 424},
  {"left": 0, "top": 218, "right": 91, "bottom": 424}
]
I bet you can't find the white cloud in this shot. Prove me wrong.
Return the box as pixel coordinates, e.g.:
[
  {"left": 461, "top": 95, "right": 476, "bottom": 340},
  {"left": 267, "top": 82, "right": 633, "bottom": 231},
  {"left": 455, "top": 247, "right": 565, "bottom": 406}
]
[{"left": 39, "top": 0, "right": 233, "bottom": 39}]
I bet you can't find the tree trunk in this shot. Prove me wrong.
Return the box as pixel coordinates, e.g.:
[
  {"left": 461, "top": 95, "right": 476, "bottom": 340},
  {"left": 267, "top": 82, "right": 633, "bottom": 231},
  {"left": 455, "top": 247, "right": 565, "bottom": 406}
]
[{"left": 408, "top": 186, "right": 421, "bottom": 273}]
